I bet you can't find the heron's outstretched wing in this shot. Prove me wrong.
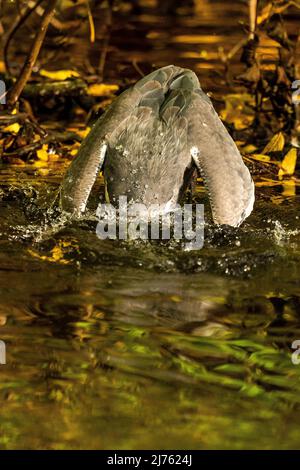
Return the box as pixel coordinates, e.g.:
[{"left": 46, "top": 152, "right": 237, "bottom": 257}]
[
  {"left": 172, "top": 85, "right": 255, "bottom": 226},
  {"left": 60, "top": 65, "right": 184, "bottom": 215},
  {"left": 146, "top": 68, "right": 254, "bottom": 226},
  {"left": 60, "top": 88, "right": 138, "bottom": 214}
]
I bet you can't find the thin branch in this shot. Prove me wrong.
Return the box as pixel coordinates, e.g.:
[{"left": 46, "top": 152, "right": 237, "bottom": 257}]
[
  {"left": 27, "top": 0, "right": 80, "bottom": 31},
  {"left": 0, "top": 112, "right": 28, "bottom": 125},
  {"left": 2, "top": 131, "right": 81, "bottom": 158},
  {"left": 98, "top": 0, "right": 114, "bottom": 80},
  {"left": 85, "top": 0, "right": 95, "bottom": 43},
  {"left": 293, "top": 28, "right": 300, "bottom": 141},
  {"left": 132, "top": 60, "right": 145, "bottom": 77},
  {"left": 4, "top": 0, "right": 45, "bottom": 76},
  {"left": 6, "top": 0, "right": 58, "bottom": 108},
  {"left": 249, "top": 0, "right": 258, "bottom": 40}
]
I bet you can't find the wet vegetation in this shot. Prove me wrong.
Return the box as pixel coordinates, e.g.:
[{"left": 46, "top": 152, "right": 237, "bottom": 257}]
[{"left": 0, "top": 0, "right": 300, "bottom": 450}]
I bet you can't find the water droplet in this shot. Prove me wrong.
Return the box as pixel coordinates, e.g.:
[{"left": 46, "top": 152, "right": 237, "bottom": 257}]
[{"left": 190, "top": 146, "right": 199, "bottom": 158}]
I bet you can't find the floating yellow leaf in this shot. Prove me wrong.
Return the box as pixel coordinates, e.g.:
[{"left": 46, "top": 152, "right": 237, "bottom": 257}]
[
  {"left": 40, "top": 69, "right": 80, "bottom": 81},
  {"left": 243, "top": 144, "right": 257, "bottom": 153},
  {"left": 255, "top": 178, "right": 281, "bottom": 187},
  {"left": 262, "top": 132, "right": 285, "bottom": 154},
  {"left": 36, "top": 144, "right": 49, "bottom": 161},
  {"left": 74, "top": 127, "right": 91, "bottom": 139},
  {"left": 278, "top": 148, "right": 298, "bottom": 179},
  {"left": 48, "top": 154, "right": 59, "bottom": 162},
  {"left": 282, "top": 180, "right": 296, "bottom": 197},
  {"left": 37, "top": 168, "right": 50, "bottom": 176},
  {"left": 251, "top": 154, "right": 271, "bottom": 162},
  {"left": 87, "top": 83, "right": 119, "bottom": 97},
  {"left": 3, "top": 122, "right": 20, "bottom": 134},
  {"left": 68, "top": 141, "right": 81, "bottom": 157},
  {"left": 33, "top": 160, "right": 48, "bottom": 168}
]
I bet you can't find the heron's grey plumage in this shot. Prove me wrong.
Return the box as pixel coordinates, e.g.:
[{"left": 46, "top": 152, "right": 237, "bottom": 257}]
[{"left": 60, "top": 65, "right": 254, "bottom": 226}]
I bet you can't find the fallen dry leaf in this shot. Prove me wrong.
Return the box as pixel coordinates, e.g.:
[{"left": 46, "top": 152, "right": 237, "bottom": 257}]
[
  {"left": 87, "top": 84, "right": 119, "bottom": 97},
  {"left": 282, "top": 180, "right": 296, "bottom": 197},
  {"left": 242, "top": 144, "right": 258, "bottom": 153},
  {"left": 3, "top": 122, "right": 21, "bottom": 134},
  {"left": 40, "top": 69, "right": 80, "bottom": 81},
  {"left": 262, "top": 132, "right": 285, "bottom": 154},
  {"left": 278, "top": 148, "right": 298, "bottom": 179},
  {"left": 250, "top": 154, "right": 271, "bottom": 162},
  {"left": 36, "top": 144, "right": 49, "bottom": 161},
  {"left": 257, "top": 1, "right": 300, "bottom": 25}
]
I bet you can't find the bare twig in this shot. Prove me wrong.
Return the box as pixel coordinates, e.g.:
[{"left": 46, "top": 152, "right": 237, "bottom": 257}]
[
  {"left": 132, "top": 60, "right": 145, "bottom": 77},
  {"left": 0, "top": 112, "right": 28, "bottom": 125},
  {"left": 293, "top": 28, "right": 300, "bottom": 143},
  {"left": 23, "top": 79, "right": 88, "bottom": 98},
  {"left": 2, "top": 131, "right": 81, "bottom": 158},
  {"left": 27, "top": 0, "right": 80, "bottom": 31},
  {"left": 249, "top": 0, "right": 258, "bottom": 40},
  {"left": 6, "top": 0, "right": 58, "bottom": 108},
  {"left": 4, "top": 0, "right": 45, "bottom": 76},
  {"left": 223, "top": 37, "right": 248, "bottom": 63},
  {"left": 85, "top": 0, "right": 95, "bottom": 43},
  {"left": 98, "top": 0, "right": 114, "bottom": 80}
]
